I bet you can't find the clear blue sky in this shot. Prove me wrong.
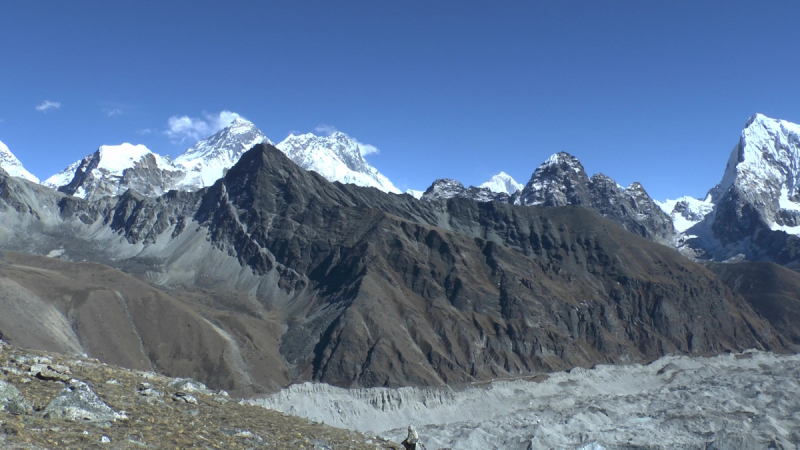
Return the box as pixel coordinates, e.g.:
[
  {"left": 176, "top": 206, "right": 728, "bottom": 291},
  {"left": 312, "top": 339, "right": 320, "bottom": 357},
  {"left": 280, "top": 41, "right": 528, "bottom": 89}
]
[{"left": 2, "top": 1, "right": 799, "bottom": 200}]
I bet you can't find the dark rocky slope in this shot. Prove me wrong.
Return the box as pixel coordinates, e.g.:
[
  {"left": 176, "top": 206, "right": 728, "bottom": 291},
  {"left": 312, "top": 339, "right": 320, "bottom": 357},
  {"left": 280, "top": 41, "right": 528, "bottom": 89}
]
[
  {"left": 707, "top": 261, "right": 800, "bottom": 346},
  {"left": 0, "top": 145, "right": 787, "bottom": 390}
]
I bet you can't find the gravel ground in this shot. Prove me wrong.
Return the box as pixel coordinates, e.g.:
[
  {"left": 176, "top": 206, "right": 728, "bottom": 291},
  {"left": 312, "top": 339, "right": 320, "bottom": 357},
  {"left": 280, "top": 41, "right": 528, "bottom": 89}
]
[{"left": 253, "top": 351, "right": 800, "bottom": 449}]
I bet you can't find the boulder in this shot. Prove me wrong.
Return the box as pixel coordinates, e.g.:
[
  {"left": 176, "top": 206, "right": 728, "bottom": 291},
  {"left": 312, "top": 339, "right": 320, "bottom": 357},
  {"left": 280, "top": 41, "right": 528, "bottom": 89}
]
[
  {"left": 0, "top": 380, "right": 31, "bottom": 415},
  {"left": 44, "top": 379, "right": 126, "bottom": 422}
]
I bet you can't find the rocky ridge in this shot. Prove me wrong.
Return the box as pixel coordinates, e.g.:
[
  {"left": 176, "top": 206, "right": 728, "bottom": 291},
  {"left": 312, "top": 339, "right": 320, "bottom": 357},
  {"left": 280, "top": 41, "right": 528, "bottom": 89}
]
[
  {"left": 422, "top": 152, "right": 675, "bottom": 244},
  {"left": 0, "top": 143, "right": 785, "bottom": 391}
]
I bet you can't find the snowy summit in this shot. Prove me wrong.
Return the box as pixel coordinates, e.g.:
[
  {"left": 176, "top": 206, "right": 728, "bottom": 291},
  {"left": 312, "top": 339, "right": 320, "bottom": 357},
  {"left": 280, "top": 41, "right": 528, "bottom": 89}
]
[
  {"left": 479, "top": 172, "right": 523, "bottom": 195},
  {"left": 174, "top": 118, "right": 271, "bottom": 189},
  {"left": 276, "top": 131, "right": 400, "bottom": 194},
  {"left": 0, "top": 139, "right": 39, "bottom": 183}
]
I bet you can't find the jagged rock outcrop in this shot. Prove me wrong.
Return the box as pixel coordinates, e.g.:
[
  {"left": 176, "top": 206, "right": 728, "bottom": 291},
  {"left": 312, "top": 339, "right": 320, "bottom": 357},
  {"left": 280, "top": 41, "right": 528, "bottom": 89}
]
[
  {"left": 517, "top": 153, "right": 594, "bottom": 207},
  {"left": 420, "top": 179, "right": 509, "bottom": 203},
  {"left": 0, "top": 143, "right": 786, "bottom": 391},
  {"left": 422, "top": 153, "right": 674, "bottom": 244},
  {"left": 589, "top": 174, "right": 675, "bottom": 244}
]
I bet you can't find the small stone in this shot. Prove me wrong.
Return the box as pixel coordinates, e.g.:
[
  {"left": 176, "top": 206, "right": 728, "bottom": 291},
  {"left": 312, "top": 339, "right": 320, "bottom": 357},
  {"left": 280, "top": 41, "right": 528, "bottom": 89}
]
[
  {"left": 100, "top": 435, "right": 111, "bottom": 443},
  {"left": 173, "top": 391, "right": 197, "bottom": 404},
  {"left": 29, "top": 364, "right": 70, "bottom": 382},
  {"left": 167, "top": 378, "right": 213, "bottom": 395}
]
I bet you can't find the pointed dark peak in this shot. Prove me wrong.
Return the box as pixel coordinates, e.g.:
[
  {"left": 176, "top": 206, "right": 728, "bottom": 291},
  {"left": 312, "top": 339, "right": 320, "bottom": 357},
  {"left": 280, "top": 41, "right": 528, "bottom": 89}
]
[
  {"left": 517, "top": 152, "right": 591, "bottom": 207},
  {"left": 420, "top": 179, "right": 467, "bottom": 201}
]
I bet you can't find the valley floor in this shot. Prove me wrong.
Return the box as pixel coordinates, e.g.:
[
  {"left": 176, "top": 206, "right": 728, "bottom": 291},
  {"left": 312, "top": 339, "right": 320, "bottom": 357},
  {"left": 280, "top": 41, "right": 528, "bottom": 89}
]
[{"left": 252, "top": 351, "right": 800, "bottom": 450}]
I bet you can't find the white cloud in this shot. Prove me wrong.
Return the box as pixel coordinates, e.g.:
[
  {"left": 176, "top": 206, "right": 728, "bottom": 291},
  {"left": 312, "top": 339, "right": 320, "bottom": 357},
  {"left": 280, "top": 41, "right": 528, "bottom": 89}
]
[
  {"left": 138, "top": 128, "right": 155, "bottom": 135},
  {"left": 103, "top": 108, "right": 122, "bottom": 117},
  {"left": 36, "top": 100, "right": 61, "bottom": 112},
  {"left": 314, "top": 123, "right": 379, "bottom": 156},
  {"left": 356, "top": 141, "right": 379, "bottom": 156},
  {"left": 165, "top": 110, "right": 243, "bottom": 143},
  {"left": 315, "top": 124, "right": 338, "bottom": 136}
]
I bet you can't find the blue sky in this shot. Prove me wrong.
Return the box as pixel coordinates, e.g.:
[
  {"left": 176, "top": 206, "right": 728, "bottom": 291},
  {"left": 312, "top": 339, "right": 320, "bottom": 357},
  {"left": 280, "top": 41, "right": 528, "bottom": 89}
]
[{"left": 2, "top": 1, "right": 799, "bottom": 200}]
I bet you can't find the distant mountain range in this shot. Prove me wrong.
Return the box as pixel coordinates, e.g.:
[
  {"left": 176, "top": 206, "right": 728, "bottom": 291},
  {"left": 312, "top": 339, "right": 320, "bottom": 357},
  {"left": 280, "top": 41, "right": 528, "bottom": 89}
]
[
  {"left": 38, "top": 118, "right": 395, "bottom": 202},
  {"left": 5, "top": 112, "right": 800, "bottom": 266},
  {"left": 0, "top": 113, "right": 799, "bottom": 393}
]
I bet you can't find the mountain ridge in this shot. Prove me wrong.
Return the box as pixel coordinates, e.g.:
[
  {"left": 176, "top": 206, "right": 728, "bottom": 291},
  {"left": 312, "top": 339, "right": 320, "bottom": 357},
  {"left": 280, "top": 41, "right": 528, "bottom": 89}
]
[{"left": 0, "top": 142, "right": 785, "bottom": 391}]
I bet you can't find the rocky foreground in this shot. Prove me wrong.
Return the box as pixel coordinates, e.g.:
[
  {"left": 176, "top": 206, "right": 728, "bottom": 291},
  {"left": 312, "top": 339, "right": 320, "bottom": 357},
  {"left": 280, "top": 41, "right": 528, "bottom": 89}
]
[{"left": 0, "top": 341, "right": 401, "bottom": 449}]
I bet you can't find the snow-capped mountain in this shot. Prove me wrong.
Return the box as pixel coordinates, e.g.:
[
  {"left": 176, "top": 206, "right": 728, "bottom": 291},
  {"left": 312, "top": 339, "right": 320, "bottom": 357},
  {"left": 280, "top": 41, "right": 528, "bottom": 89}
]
[
  {"left": 711, "top": 114, "right": 800, "bottom": 233},
  {"left": 405, "top": 189, "right": 424, "bottom": 199},
  {"left": 420, "top": 179, "right": 510, "bottom": 203},
  {"left": 479, "top": 172, "right": 523, "bottom": 195},
  {"left": 276, "top": 131, "right": 400, "bottom": 194},
  {"left": 675, "top": 114, "right": 800, "bottom": 267},
  {"left": 42, "top": 143, "right": 185, "bottom": 201},
  {"left": 0, "top": 139, "right": 39, "bottom": 183},
  {"left": 174, "top": 118, "right": 271, "bottom": 189},
  {"left": 656, "top": 196, "right": 714, "bottom": 234},
  {"left": 43, "top": 119, "right": 270, "bottom": 200}
]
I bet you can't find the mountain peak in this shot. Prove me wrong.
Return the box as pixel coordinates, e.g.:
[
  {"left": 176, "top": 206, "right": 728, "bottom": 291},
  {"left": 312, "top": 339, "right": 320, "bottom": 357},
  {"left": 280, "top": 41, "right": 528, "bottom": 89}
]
[
  {"left": 228, "top": 117, "right": 252, "bottom": 127},
  {"left": 518, "top": 152, "right": 590, "bottom": 207},
  {"left": 542, "top": 152, "right": 585, "bottom": 172},
  {"left": 173, "top": 120, "right": 271, "bottom": 188},
  {"left": 0, "top": 139, "right": 39, "bottom": 183},
  {"left": 276, "top": 131, "right": 399, "bottom": 194},
  {"left": 479, "top": 171, "right": 523, "bottom": 195}
]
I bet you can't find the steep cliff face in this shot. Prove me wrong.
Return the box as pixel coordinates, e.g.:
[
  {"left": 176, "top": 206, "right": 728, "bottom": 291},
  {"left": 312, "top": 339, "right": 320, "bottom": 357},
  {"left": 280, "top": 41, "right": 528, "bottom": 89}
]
[
  {"left": 676, "top": 114, "right": 800, "bottom": 269},
  {"left": 0, "top": 144, "right": 784, "bottom": 390}
]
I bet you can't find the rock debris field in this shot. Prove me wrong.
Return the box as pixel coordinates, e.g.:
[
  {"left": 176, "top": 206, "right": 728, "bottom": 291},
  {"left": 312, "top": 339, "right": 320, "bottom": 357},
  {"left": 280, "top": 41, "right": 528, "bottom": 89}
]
[
  {"left": 0, "top": 341, "right": 401, "bottom": 449},
  {"left": 253, "top": 351, "right": 800, "bottom": 450}
]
